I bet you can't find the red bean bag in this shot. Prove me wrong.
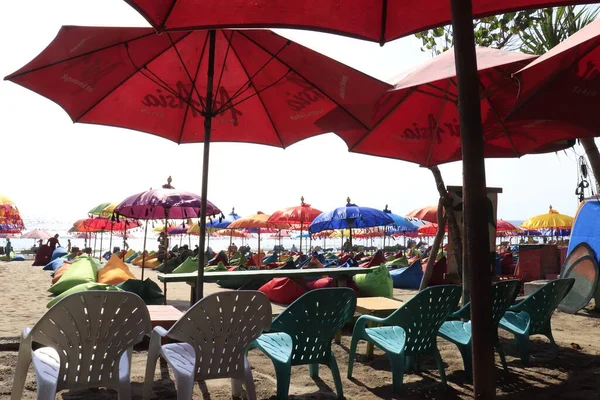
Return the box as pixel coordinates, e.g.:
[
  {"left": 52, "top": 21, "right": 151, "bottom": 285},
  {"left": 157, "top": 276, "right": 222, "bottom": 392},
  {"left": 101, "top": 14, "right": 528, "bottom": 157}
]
[
  {"left": 360, "top": 250, "right": 388, "bottom": 268},
  {"left": 302, "top": 256, "right": 324, "bottom": 269},
  {"left": 259, "top": 278, "right": 307, "bottom": 304},
  {"left": 306, "top": 277, "right": 360, "bottom": 294}
]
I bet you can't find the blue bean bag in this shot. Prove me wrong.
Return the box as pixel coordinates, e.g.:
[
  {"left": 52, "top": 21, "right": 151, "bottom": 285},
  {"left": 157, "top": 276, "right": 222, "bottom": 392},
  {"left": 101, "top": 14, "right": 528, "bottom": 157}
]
[
  {"left": 50, "top": 247, "right": 68, "bottom": 262},
  {"left": 390, "top": 260, "right": 424, "bottom": 289},
  {"left": 125, "top": 251, "right": 139, "bottom": 263},
  {"left": 12, "top": 254, "right": 25, "bottom": 261},
  {"left": 44, "top": 257, "right": 67, "bottom": 271}
]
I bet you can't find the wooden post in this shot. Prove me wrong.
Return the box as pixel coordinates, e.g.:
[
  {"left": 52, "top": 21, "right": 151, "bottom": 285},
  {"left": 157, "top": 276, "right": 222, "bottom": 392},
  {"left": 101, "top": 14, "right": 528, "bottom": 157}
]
[{"left": 450, "top": 0, "right": 496, "bottom": 397}]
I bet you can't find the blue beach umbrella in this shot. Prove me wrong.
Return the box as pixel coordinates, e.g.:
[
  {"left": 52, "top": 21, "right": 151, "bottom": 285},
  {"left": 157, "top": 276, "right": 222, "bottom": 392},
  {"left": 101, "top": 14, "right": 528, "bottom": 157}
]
[
  {"left": 381, "top": 205, "right": 419, "bottom": 248},
  {"left": 309, "top": 198, "right": 394, "bottom": 247}
]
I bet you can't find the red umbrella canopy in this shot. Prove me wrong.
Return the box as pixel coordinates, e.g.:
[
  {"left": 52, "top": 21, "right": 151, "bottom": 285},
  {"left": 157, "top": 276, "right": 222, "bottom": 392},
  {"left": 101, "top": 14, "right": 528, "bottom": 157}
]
[
  {"left": 80, "top": 217, "right": 141, "bottom": 231},
  {"left": 418, "top": 223, "right": 440, "bottom": 236},
  {"left": 5, "top": 26, "right": 390, "bottom": 148},
  {"left": 332, "top": 46, "right": 588, "bottom": 166},
  {"left": 267, "top": 197, "right": 322, "bottom": 228},
  {"left": 124, "top": 0, "right": 582, "bottom": 45},
  {"left": 509, "top": 18, "right": 600, "bottom": 133},
  {"left": 406, "top": 205, "right": 439, "bottom": 224},
  {"left": 496, "top": 219, "right": 518, "bottom": 232}
]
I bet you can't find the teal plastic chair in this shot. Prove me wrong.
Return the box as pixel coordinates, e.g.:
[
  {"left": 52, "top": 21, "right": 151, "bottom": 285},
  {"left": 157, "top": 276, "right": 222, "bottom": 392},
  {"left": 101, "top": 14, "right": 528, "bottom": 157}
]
[
  {"left": 438, "top": 280, "right": 521, "bottom": 378},
  {"left": 251, "top": 288, "right": 356, "bottom": 399},
  {"left": 499, "top": 278, "right": 574, "bottom": 364},
  {"left": 348, "top": 285, "right": 461, "bottom": 393}
]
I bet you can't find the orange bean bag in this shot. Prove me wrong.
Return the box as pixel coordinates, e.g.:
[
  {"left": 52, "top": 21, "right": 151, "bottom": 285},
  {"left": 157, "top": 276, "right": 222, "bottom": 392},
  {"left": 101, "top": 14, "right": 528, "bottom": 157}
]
[{"left": 97, "top": 255, "right": 136, "bottom": 284}]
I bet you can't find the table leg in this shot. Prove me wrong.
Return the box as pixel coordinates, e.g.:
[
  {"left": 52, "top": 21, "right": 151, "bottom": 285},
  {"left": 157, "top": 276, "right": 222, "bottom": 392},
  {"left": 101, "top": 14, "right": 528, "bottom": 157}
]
[
  {"left": 189, "top": 283, "right": 196, "bottom": 306},
  {"left": 163, "top": 282, "right": 167, "bottom": 305}
]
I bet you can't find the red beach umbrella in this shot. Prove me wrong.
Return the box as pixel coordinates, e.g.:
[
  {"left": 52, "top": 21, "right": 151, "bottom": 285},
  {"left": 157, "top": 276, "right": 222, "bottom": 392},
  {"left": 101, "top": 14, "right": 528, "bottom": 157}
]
[
  {"left": 509, "top": 18, "right": 600, "bottom": 133},
  {"left": 406, "top": 205, "right": 439, "bottom": 224},
  {"left": 496, "top": 219, "right": 518, "bottom": 233},
  {"left": 124, "top": 0, "right": 585, "bottom": 45},
  {"left": 267, "top": 196, "right": 322, "bottom": 254},
  {"left": 5, "top": 26, "right": 389, "bottom": 299},
  {"left": 333, "top": 46, "right": 589, "bottom": 166},
  {"left": 418, "top": 223, "right": 441, "bottom": 237}
]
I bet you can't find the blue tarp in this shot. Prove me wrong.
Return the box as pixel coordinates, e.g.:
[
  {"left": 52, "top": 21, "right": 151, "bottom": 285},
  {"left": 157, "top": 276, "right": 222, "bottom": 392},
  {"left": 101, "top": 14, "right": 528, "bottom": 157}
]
[
  {"left": 567, "top": 200, "right": 600, "bottom": 262},
  {"left": 390, "top": 260, "right": 423, "bottom": 289}
]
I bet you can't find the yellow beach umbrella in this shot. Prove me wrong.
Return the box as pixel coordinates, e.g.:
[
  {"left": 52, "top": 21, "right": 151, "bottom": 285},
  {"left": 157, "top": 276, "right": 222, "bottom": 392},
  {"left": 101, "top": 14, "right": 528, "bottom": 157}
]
[
  {"left": 228, "top": 212, "right": 290, "bottom": 265},
  {"left": 521, "top": 206, "right": 574, "bottom": 229}
]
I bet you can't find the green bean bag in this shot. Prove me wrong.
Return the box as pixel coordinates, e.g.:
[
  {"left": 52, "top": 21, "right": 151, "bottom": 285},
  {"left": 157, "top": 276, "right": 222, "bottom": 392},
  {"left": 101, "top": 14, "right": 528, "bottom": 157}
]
[
  {"left": 116, "top": 278, "right": 164, "bottom": 305},
  {"left": 47, "top": 282, "right": 121, "bottom": 308},
  {"left": 386, "top": 256, "right": 409, "bottom": 269},
  {"left": 48, "top": 255, "right": 98, "bottom": 295},
  {"left": 172, "top": 256, "right": 199, "bottom": 274},
  {"left": 353, "top": 264, "right": 393, "bottom": 298},
  {"left": 0, "top": 251, "right": 15, "bottom": 261},
  {"left": 155, "top": 255, "right": 184, "bottom": 273},
  {"left": 205, "top": 261, "right": 228, "bottom": 272}
]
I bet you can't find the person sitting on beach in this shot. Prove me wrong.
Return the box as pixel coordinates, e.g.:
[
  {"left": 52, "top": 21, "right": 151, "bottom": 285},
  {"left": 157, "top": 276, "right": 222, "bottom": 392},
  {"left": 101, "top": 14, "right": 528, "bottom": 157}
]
[
  {"left": 291, "top": 244, "right": 298, "bottom": 253},
  {"left": 47, "top": 234, "right": 60, "bottom": 252}
]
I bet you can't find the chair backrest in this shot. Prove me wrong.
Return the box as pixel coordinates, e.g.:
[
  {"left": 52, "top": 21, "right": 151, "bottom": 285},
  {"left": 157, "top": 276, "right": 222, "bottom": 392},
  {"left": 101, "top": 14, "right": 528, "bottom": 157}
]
[
  {"left": 167, "top": 291, "right": 272, "bottom": 380},
  {"left": 517, "top": 278, "right": 575, "bottom": 335},
  {"left": 490, "top": 280, "right": 522, "bottom": 327},
  {"left": 271, "top": 288, "right": 356, "bottom": 366},
  {"left": 388, "top": 285, "right": 461, "bottom": 357},
  {"left": 30, "top": 291, "right": 151, "bottom": 391}
]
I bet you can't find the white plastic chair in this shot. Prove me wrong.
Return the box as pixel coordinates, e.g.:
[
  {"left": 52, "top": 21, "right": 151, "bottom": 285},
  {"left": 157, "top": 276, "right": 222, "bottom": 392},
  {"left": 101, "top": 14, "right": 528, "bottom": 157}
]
[
  {"left": 11, "top": 291, "right": 151, "bottom": 400},
  {"left": 143, "top": 291, "right": 272, "bottom": 400}
]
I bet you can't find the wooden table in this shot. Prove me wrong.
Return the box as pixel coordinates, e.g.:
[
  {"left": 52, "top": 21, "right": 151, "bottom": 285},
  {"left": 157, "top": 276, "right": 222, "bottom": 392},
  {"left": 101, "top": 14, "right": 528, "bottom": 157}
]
[
  {"left": 147, "top": 305, "right": 183, "bottom": 331},
  {"left": 157, "top": 267, "right": 374, "bottom": 304},
  {"left": 355, "top": 297, "right": 403, "bottom": 359}
]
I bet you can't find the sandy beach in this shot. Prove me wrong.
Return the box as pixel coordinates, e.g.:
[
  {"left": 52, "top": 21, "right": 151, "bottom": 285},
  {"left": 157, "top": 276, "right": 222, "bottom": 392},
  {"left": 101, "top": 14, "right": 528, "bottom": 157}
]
[{"left": 1, "top": 259, "right": 600, "bottom": 399}]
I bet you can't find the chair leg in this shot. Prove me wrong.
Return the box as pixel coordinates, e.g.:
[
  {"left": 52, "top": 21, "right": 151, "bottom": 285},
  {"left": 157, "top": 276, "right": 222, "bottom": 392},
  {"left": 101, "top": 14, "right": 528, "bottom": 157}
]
[
  {"left": 457, "top": 345, "right": 472, "bottom": 380},
  {"left": 327, "top": 353, "right": 344, "bottom": 400},
  {"left": 12, "top": 332, "right": 32, "bottom": 400},
  {"left": 244, "top": 357, "right": 257, "bottom": 400},
  {"left": 231, "top": 378, "right": 244, "bottom": 398},
  {"left": 118, "top": 348, "right": 133, "bottom": 400},
  {"left": 388, "top": 353, "right": 405, "bottom": 394},
  {"left": 273, "top": 361, "right": 292, "bottom": 400},
  {"left": 516, "top": 335, "right": 531, "bottom": 365},
  {"left": 495, "top": 342, "right": 509, "bottom": 372},
  {"left": 347, "top": 334, "right": 360, "bottom": 378},
  {"left": 309, "top": 363, "right": 319, "bottom": 378},
  {"left": 546, "top": 331, "right": 559, "bottom": 358},
  {"left": 434, "top": 347, "right": 448, "bottom": 385},
  {"left": 143, "top": 333, "right": 162, "bottom": 400}
]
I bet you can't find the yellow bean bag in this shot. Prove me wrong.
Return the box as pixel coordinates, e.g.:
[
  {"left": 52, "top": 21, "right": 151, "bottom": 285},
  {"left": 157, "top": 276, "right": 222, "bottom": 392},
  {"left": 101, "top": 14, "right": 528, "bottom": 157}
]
[
  {"left": 144, "top": 258, "right": 161, "bottom": 269},
  {"left": 124, "top": 249, "right": 136, "bottom": 260},
  {"left": 132, "top": 253, "right": 147, "bottom": 266},
  {"left": 98, "top": 255, "right": 136, "bottom": 284}
]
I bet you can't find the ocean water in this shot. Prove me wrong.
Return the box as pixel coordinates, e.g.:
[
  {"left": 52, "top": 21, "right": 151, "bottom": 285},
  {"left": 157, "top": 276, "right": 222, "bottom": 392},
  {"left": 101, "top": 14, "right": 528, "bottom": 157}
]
[{"left": 3, "top": 218, "right": 528, "bottom": 254}]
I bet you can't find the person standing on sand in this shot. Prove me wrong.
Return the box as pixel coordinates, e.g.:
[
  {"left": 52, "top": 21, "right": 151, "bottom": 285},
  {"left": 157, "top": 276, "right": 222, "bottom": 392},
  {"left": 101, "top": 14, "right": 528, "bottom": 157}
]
[
  {"left": 5, "top": 238, "right": 12, "bottom": 256},
  {"left": 47, "top": 234, "right": 60, "bottom": 252},
  {"left": 66, "top": 239, "right": 72, "bottom": 252}
]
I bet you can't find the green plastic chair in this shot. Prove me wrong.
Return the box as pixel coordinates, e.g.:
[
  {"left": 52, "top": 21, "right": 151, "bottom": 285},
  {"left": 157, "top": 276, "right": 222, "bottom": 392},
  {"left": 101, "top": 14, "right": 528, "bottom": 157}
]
[
  {"left": 251, "top": 288, "right": 356, "bottom": 400},
  {"left": 499, "top": 278, "right": 575, "bottom": 364},
  {"left": 348, "top": 285, "right": 461, "bottom": 393},
  {"left": 438, "top": 280, "right": 521, "bottom": 378}
]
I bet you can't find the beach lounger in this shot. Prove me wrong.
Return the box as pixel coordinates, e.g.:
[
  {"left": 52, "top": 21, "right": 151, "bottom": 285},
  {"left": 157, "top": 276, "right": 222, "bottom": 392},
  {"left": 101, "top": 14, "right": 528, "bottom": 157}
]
[
  {"left": 11, "top": 291, "right": 151, "bottom": 400},
  {"left": 348, "top": 285, "right": 461, "bottom": 393},
  {"left": 143, "top": 291, "right": 272, "bottom": 400},
  {"left": 251, "top": 288, "right": 356, "bottom": 400},
  {"left": 438, "top": 280, "right": 521, "bottom": 378}
]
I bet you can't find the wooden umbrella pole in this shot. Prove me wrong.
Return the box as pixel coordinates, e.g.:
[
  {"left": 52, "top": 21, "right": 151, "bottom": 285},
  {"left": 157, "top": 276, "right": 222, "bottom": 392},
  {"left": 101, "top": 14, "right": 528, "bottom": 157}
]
[
  {"left": 420, "top": 199, "right": 446, "bottom": 291},
  {"left": 141, "top": 220, "right": 148, "bottom": 281},
  {"left": 430, "top": 166, "right": 463, "bottom": 278},
  {"left": 450, "top": 0, "right": 495, "bottom": 396}
]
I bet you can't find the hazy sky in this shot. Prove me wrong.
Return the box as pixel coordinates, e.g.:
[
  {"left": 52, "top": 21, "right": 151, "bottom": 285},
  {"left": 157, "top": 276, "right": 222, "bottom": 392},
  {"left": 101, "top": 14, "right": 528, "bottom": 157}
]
[{"left": 0, "top": 0, "right": 593, "bottom": 225}]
